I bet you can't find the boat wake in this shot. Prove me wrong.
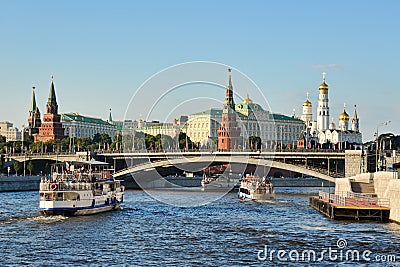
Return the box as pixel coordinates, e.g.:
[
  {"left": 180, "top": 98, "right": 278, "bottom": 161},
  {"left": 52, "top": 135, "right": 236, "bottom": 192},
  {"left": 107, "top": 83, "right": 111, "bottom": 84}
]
[
  {"left": 254, "top": 199, "right": 276, "bottom": 204},
  {"left": 28, "top": 215, "right": 68, "bottom": 223},
  {"left": 0, "top": 214, "right": 68, "bottom": 225}
]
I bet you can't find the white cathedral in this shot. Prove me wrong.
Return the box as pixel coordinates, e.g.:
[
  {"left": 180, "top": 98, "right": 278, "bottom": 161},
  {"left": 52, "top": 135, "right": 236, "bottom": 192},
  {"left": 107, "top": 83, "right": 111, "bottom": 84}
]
[{"left": 300, "top": 73, "right": 362, "bottom": 148}]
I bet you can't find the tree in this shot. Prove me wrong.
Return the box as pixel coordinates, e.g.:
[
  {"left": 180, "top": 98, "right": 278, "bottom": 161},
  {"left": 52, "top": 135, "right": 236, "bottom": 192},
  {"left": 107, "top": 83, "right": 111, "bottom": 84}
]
[
  {"left": 178, "top": 132, "right": 196, "bottom": 150},
  {"left": 27, "top": 161, "right": 34, "bottom": 176},
  {"left": 160, "top": 135, "right": 175, "bottom": 151},
  {"left": 110, "top": 134, "right": 123, "bottom": 151},
  {"left": 93, "top": 133, "right": 102, "bottom": 144},
  {"left": 133, "top": 131, "right": 146, "bottom": 150},
  {"left": 13, "top": 161, "right": 21, "bottom": 176},
  {"left": 249, "top": 136, "right": 262, "bottom": 151},
  {"left": 45, "top": 140, "right": 56, "bottom": 152},
  {"left": 76, "top": 137, "right": 92, "bottom": 151},
  {"left": 30, "top": 141, "right": 43, "bottom": 153},
  {"left": 145, "top": 134, "right": 157, "bottom": 151},
  {"left": 93, "top": 133, "right": 111, "bottom": 150},
  {"left": 26, "top": 135, "right": 34, "bottom": 150}
]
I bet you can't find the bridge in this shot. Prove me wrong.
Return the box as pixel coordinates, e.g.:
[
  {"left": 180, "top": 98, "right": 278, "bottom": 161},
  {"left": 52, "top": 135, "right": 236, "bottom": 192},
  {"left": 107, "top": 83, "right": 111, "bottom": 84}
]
[
  {"left": 111, "top": 154, "right": 338, "bottom": 182},
  {"left": 96, "top": 151, "right": 350, "bottom": 183},
  {"left": 3, "top": 152, "right": 89, "bottom": 163},
  {"left": 4, "top": 150, "right": 369, "bottom": 183}
]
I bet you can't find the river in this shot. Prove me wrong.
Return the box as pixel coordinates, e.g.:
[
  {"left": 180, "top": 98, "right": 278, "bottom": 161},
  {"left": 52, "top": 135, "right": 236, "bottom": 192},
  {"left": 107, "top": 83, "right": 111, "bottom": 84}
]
[{"left": 1, "top": 188, "right": 400, "bottom": 266}]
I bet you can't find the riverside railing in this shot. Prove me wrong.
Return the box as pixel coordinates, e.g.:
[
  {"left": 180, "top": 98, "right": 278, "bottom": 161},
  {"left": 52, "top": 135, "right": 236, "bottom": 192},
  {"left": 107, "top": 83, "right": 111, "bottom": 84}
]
[
  {"left": 318, "top": 191, "right": 346, "bottom": 206},
  {"left": 319, "top": 191, "right": 390, "bottom": 207}
]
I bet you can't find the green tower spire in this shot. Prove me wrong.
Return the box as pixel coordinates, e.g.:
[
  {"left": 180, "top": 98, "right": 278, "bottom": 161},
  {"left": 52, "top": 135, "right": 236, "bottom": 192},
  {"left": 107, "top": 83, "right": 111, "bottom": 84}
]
[
  {"left": 30, "top": 86, "right": 37, "bottom": 113},
  {"left": 48, "top": 75, "right": 57, "bottom": 106},
  {"left": 108, "top": 108, "right": 113, "bottom": 123},
  {"left": 46, "top": 75, "right": 59, "bottom": 114},
  {"left": 223, "top": 68, "right": 235, "bottom": 113}
]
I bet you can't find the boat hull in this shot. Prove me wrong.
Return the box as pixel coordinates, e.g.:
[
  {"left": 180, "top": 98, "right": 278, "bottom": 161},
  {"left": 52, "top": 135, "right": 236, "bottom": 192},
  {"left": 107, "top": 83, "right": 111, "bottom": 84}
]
[
  {"left": 238, "top": 191, "right": 275, "bottom": 201},
  {"left": 39, "top": 203, "right": 121, "bottom": 216},
  {"left": 39, "top": 189, "right": 124, "bottom": 216},
  {"left": 238, "top": 187, "right": 275, "bottom": 201}
]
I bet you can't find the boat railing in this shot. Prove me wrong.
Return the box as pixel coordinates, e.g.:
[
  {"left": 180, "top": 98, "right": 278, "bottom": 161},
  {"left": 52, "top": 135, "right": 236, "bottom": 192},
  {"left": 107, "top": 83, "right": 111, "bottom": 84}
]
[
  {"left": 50, "top": 171, "right": 111, "bottom": 181},
  {"left": 40, "top": 181, "right": 93, "bottom": 191}
]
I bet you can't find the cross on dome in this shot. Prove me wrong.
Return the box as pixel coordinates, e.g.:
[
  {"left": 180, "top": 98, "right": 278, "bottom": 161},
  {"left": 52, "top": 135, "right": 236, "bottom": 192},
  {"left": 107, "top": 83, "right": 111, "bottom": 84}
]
[{"left": 322, "top": 72, "right": 326, "bottom": 82}]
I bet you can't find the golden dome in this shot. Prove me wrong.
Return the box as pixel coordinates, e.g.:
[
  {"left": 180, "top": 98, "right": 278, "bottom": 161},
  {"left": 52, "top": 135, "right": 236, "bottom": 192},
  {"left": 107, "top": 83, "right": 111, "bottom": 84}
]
[
  {"left": 242, "top": 93, "right": 253, "bottom": 104},
  {"left": 319, "top": 73, "right": 329, "bottom": 91},
  {"left": 319, "top": 81, "right": 329, "bottom": 90},
  {"left": 303, "top": 99, "right": 312, "bottom": 107},
  {"left": 303, "top": 92, "right": 312, "bottom": 107},
  {"left": 339, "top": 108, "right": 350, "bottom": 121}
]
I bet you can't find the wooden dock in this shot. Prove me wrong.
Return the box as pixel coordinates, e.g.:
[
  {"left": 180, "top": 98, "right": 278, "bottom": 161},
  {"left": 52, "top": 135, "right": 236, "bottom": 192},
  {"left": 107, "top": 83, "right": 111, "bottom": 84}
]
[{"left": 310, "top": 191, "right": 390, "bottom": 222}]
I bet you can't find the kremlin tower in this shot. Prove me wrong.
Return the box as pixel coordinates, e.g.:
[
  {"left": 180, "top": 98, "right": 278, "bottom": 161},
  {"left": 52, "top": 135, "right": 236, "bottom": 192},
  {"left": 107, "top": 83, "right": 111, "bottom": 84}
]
[
  {"left": 27, "top": 86, "right": 41, "bottom": 135},
  {"left": 217, "top": 69, "right": 241, "bottom": 151},
  {"left": 35, "top": 76, "right": 65, "bottom": 142}
]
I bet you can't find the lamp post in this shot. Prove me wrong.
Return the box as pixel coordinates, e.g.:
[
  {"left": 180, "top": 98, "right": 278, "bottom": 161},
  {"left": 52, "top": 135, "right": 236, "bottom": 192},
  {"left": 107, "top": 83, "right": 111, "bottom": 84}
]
[
  {"left": 304, "top": 129, "right": 308, "bottom": 150},
  {"left": 21, "top": 125, "right": 26, "bottom": 176},
  {"left": 185, "top": 122, "right": 188, "bottom": 151},
  {"left": 40, "top": 135, "right": 44, "bottom": 154},
  {"left": 376, "top": 120, "right": 391, "bottom": 172},
  {"left": 279, "top": 126, "right": 283, "bottom": 152}
]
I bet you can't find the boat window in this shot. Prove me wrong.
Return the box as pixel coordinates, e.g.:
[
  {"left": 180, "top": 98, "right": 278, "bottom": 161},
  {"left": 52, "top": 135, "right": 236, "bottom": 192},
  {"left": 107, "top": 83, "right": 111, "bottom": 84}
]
[
  {"left": 64, "top": 192, "right": 80, "bottom": 201},
  {"left": 44, "top": 193, "right": 53, "bottom": 201}
]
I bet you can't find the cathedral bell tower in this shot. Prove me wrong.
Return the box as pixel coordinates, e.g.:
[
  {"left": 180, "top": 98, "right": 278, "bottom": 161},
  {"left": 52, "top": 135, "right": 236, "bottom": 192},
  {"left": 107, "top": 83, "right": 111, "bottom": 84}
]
[{"left": 316, "top": 72, "right": 330, "bottom": 132}]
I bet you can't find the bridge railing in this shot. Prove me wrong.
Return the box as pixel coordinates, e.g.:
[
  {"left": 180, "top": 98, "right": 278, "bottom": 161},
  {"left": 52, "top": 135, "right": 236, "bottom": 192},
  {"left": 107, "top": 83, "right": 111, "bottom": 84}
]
[
  {"left": 4, "top": 149, "right": 348, "bottom": 158},
  {"left": 97, "top": 148, "right": 347, "bottom": 154},
  {"left": 6, "top": 152, "right": 77, "bottom": 157}
]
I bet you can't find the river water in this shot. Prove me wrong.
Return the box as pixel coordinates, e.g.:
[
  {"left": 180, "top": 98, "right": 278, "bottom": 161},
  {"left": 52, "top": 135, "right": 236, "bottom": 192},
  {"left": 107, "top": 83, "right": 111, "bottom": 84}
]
[{"left": 1, "top": 188, "right": 400, "bottom": 266}]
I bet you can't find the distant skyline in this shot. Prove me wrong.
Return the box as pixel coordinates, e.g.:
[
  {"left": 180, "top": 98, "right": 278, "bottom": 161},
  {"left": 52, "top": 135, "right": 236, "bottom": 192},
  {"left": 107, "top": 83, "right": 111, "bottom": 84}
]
[{"left": 1, "top": 1, "right": 399, "bottom": 141}]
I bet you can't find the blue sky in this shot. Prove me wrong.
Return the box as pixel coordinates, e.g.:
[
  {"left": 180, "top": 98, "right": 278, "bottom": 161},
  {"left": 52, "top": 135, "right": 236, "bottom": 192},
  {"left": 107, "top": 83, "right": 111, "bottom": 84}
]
[{"left": 0, "top": 1, "right": 399, "bottom": 141}]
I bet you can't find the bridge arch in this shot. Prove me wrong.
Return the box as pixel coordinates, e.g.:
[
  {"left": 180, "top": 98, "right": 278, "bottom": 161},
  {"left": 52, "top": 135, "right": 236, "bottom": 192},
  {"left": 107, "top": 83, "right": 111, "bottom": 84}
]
[{"left": 113, "top": 155, "right": 336, "bottom": 183}]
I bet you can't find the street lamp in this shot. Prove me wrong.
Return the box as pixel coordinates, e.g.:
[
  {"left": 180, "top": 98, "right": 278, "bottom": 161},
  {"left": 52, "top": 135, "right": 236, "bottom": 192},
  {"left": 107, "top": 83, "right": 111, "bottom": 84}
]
[
  {"left": 21, "top": 125, "right": 26, "bottom": 176},
  {"left": 279, "top": 126, "right": 283, "bottom": 152},
  {"left": 185, "top": 122, "right": 188, "bottom": 151},
  {"left": 40, "top": 134, "right": 44, "bottom": 154},
  {"left": 376, "top": 120, "right": 391, "bottom": 172}
]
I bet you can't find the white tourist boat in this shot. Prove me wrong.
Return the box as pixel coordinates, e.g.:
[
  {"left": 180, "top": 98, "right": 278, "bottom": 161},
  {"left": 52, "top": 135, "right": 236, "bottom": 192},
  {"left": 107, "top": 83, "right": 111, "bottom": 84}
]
[
  {"left": 238, "top": 174, "right": 275, "bottom": 201},
  {"left": 39, "top": 160, "right": 124, "bottom": 216}
]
